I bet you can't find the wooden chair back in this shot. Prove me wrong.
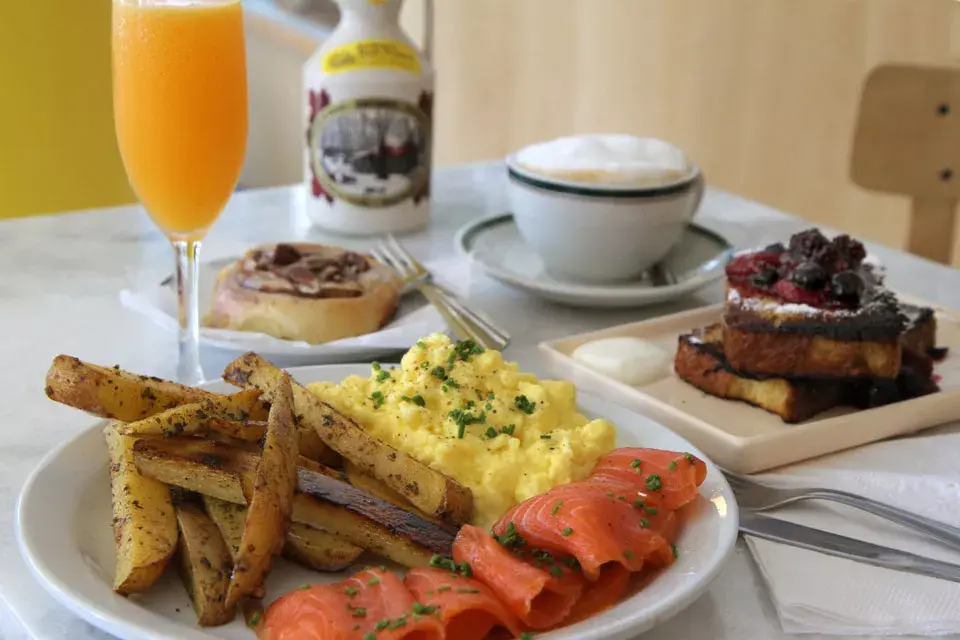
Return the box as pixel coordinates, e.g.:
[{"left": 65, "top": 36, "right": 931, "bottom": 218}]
[{"left": 851, "top": 64, "right": 960, "bottom": 264}]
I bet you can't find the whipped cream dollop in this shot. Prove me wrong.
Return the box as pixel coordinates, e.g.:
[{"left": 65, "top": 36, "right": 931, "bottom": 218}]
[{"left": 515, "top": 134, "right": 690, "bottom": 186}]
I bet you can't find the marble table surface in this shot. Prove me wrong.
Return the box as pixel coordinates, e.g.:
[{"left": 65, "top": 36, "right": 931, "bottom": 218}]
[{"left": 2, "top": 162, "right": 959, "bottom": 640}]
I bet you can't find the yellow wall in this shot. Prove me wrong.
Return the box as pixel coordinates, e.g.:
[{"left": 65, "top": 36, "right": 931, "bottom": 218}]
[{"left": 0, "top": 0, "right": 135, "bottom": 218}]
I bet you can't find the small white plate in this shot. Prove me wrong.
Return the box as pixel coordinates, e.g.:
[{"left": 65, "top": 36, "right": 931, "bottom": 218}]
[
  {"left": 120, "top": 262, "right": 449, "bottom": 367},
  {"left": 17, "top": 364, "right": 738, "bottom": 640},
  {"left": 455, "top": 214, "right": 733, "bottom": 309}
]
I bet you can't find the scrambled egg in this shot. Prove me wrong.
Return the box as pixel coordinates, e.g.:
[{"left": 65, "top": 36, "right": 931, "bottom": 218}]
[{"left": 308, "top": 333, "right": 617, "bottom": 528}]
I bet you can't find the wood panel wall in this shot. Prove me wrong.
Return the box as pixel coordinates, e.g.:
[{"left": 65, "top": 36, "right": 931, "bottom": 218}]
[{"left": 424, "top": 0, "right": 960, "bottom": 264}]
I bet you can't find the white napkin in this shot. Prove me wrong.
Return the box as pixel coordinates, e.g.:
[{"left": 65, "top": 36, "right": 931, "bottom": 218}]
[
  {"left": 119, "top": 256, "right": 474, "bottom": 353},
  {"left": 744, "top": 423, "right": 960, "bottom": 636}
]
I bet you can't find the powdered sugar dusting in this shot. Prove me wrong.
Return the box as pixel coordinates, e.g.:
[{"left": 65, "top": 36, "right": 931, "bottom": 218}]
[{"left": 726, "top": 287, "right": 858, "bottom": 317}]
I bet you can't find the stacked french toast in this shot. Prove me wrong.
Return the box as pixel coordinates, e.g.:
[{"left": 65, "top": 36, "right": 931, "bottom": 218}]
[{"left": 674, "top": 229, "right": 946, "bottom": 422}]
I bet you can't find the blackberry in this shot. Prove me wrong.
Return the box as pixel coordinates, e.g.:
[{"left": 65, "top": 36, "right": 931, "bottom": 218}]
[
  {"left": 832, "top": 234, "right": 866, "bottom": 267},
  {"left": 791, "top": 261, "right": 827, "bottom": 289},
  {"left": 763, "top": 242, "right": 786, "bottom": 253},
  {"left": 752, "top": 268, "right": 779, "bottom": 287},
  {"left": 830, "top": 270, "right": 865, "bottom": 303},
  {"left": 788, "top": 229, "right": 830, "bottom": 259}
]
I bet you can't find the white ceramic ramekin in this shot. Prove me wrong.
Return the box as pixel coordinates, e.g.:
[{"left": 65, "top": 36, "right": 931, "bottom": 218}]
[{"left": 506, "top": 153, "right": 704, "bottom": 283}]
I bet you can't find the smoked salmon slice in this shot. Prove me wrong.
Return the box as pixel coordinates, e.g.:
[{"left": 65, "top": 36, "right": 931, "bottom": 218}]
[
  {"left": 561, "top": 563, "right": 631, "bottom": 626},
  {"left": 404, "top": 567, "right": 523, "bottom": 640},
  {"left": 590, "top": 448, "right": 707, "bottom": 511},
  {"left": 260, "top": 568, "right": 443, "bottom": 640},
  {"left": 493, "top": 481, "right": 674, "bottom": 580},
  {"left": 452, "top": 524, "right": 583, "bottom": 629}
]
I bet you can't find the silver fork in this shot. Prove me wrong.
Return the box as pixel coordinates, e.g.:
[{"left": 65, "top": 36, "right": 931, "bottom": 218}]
[
  {"left": 372, "top": 236, "right": 509, "bottom": 351},
  {"left": 722, "top": 468, "right": 960, "bottom": 551}
]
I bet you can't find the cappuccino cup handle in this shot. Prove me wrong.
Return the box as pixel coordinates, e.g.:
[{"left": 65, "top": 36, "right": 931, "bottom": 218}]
[{"left": 689, "top": 170, "right": 705, "bottom": 219}]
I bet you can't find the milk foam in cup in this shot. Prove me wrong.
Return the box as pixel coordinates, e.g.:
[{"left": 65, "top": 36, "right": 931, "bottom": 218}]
[{"left": 515, "top": 134, "right": 690, "bottom": 187}]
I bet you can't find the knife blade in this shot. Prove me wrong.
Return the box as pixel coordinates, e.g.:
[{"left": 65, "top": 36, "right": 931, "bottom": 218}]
[{"left": 739, "top": 511, "right": 960, "bottom": 584}]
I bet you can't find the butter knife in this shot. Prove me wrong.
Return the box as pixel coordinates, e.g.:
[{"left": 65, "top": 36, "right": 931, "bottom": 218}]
[{"left": 739, "top": 511, "right": 960, "bottom": 584}]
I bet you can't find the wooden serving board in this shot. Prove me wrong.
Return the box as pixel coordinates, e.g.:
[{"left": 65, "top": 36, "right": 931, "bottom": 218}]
[{"left": 539, "top": 298, "right": 960, "bottom": 473}]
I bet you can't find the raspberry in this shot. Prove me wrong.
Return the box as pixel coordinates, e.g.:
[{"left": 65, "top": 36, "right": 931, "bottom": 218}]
[{"left": 726, "top": 251, "right": 782, "bottom": 280}]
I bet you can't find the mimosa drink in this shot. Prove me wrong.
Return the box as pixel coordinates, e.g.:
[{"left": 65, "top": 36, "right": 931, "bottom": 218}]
[
  {"left": 113, "top": 0, "right": 248, "bottom": 384},
  {"left": 113, "top": 0, "right": 247, "bottom": 238}
]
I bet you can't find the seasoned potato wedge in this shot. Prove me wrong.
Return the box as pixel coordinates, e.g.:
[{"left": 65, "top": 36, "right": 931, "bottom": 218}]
[
  {"left": 175, "top": 504, "right": 235, "bottom": 626},
  {"left": 47, "top": 356, "right": 220, "bottom": 421},
  {"left": 283, "top": 523, "right": 363, "bottom": 572},
  {"left": 225, "top": 375, "right": 299, "bottom": 608},
  {"left": 223, "top": 352, "right": 473, "bottom": 525},
  {"left": 203, "top": 496, "right": 245, "bottom": 560},
  {"left": 117, "top": 389, "right": 265, "bottom": 438},
  {"left": 343, "top": 462, "right": 444, "bottom": 526},
  {"left": 205, "top": 496, "right": 362, "bottom": 572},
  {"left": 132, "top": 437, "right": 455, "bottom": 567},
  {"left": 104, "top": 426, "right": 178, "bottom": 594}
]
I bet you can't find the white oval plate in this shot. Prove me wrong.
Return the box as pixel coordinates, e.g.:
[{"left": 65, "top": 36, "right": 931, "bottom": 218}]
[
  {"left": 456, "top": 214, "right": 733, "bottom": 309},
  {"left": 17, "top": 364, "right": 738, "bottom": 640}
]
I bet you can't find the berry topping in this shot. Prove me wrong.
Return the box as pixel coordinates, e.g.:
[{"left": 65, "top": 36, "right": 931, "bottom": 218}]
[
  {"left": 763, "top": 242, "right": 786, "bottom": 253},
  {"left": 788, "top": 229, "right": 830, "bottom": 259},
  {"left": 725, "top": 251, "right": 782, "bottom": 280},
  {"left": 791, "top": 261, "right": 827, "bottom": 290},
  {"left": 831, "top": 270, "right": 865, "bottom": 303},
  {"left": 832, "top": 234, "right": 866, "bottom": 268},
  {"left": 752, "top": 268, "right": 779, "bottom": 287},
  {"left": 773, "top": 280, "right": 828, "bottom": 306}
]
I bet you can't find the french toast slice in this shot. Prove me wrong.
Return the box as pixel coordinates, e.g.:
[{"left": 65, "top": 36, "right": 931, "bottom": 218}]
[
  {"left": 722, "top": 285, "right": 904, "bottom": 379},
  {"left": 722, "top": 229, "right": 905, "bottom": 379},
  {"left": 676, "top": 308, "right": 940, "bottom": 423},
  {"left": 674, "top": 324, "right": 842, "bottom": 423}
]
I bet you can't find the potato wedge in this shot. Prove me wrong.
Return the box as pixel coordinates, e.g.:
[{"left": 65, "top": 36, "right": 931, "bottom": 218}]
[
  {"left": 343, "top": 461, "right": 444, "bottom": 526},
  {"left": 223, "top": 353, "right": 473, "bottom": 525},
  {"left": 132, "top": 437, "right": 455, "bottom": 567},
  {"left": 47, "top": 356, "right": 217, "bottom": 420},
  {"left": 283, "top": 523, "right": 363, "bottom": 572},
  {"left": 205, "top": 496, "right": 362, "bottom": 572},
  {"left": 202, "top": 496, "right": 245, "bottom": 560},
  {"left": 104, "top": 426, "right": 178, "bottom": 594},
  {"left": 225, "top": 374, "right": 298, "bottom": 608},
  {"left": 175, "top": 504, "right": 235, "bottom": 626},
  {"left": 117, "top": 389, "right": 265, "bottom": 438}
]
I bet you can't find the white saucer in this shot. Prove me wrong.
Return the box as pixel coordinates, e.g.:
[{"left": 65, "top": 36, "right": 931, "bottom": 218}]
[{"left": 455, "top": 214, "right": 733, "bottom": 308}]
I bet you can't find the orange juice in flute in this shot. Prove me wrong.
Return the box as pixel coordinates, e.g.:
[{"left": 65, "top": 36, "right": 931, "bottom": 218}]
[{"left": 113, "top": 0, "right": 247, "bottom": 383}]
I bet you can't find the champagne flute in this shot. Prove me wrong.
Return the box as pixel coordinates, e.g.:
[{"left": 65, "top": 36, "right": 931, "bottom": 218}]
[{"left": 112, "top": 0, "right": 248, "bottom": 384}]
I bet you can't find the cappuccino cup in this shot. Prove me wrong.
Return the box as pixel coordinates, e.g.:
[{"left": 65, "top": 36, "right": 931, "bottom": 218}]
[{"left": 506, "top": 134, "right": 703, "bottom": 283}]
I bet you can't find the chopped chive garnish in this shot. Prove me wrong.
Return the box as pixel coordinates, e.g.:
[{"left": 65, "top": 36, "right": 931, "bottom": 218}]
[
  {"left": 633, "top": 499, "right": 645, "bottom": 509},
  {"left": 299, "top": 583, "right": 311, "bottom": 590},
  {"left": 247, "top": 611, "right": 261, "bottom": 627},
  {"left": 501, "top": 424, "right": 516, "bottom": 436},
  {"left": 372, "top": 362, "right": 381, "bottom": 371},
  {"left": 684, "top": 452, "right": 695, "bottom": 462},
  {"left": 412, "top": 602, "right": 436, "bottom": 615},
  {"left": 417, "top": 341, "right": 427, "bottom": 349},
  {"left": 605, "top": 492, "right": 614, "bottom": 498},
  {"left": 549, "top": 565, "right": 563, "bottom": 578},
  {"left": 344, "top": 586, "right": 357, "bottom": 596},
  {"left": 389, "top": 615, "right": 408, "bottom": 628},
  {"left": 668, "top": 460, "right": 678, "bottom": 471},
  {"left": 514, "top": 395, "right": 536, "bottom": 414},
  {"left": 366, "top": 577, "right": 380, "bottom": 586},
  {"left": 645, "top": 506, "right": 659, "bottom": 515},
  {"left": 375, "top": 620, "right": 389, "bottom": 630},
  {"left": 672, "top": 544, "right": 679, "bottom": 559},
  {"left": 437, "top": 585, "right": 452, "bottom": 592},
  {"left": 485, "top": 426, "right": 498, "bottom": 438},
  {"left": 550, "top": 501, "right": 563, "bottom": 515},
  {"left": 630, "top": 459, "right": 642, "bottom": 468},
  {"left": 540, "top": 434, "right": 551, "bottom": 440},
  {"left": 352, "top": 607, "right": 367, "bottom": 618},
  {"left": 640, "top": 518, "right": 651, "bottom": 528},
  {"left": 624, "top": 549, "right": 635, "bottom": 559},
  {"left": 645, "top": 474, "right": 663, "bottom": 491},
  {"left": 456, "top": 587, "right": 480, "bottom": 594},
  {"left": 561, "top": 527, "right": 574, "bottom": 536},
  {"left": 370, "top": 390, "right": 385, "bottom": 408}
]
